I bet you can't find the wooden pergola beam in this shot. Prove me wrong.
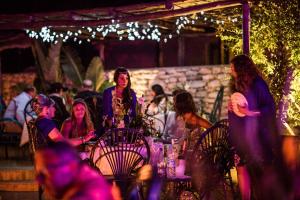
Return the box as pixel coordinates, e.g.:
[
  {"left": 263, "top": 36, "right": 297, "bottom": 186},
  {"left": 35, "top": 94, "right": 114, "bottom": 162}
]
[
  {"left": 0, "top": 0, "right": 243, "bottom": 30},
  {"left": 0, "top": 0, "right": 183, "bottom": 19}
]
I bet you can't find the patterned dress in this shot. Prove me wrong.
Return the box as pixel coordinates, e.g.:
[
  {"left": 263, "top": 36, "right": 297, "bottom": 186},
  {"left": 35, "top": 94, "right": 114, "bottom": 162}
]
[{"left": 103, "top": 86, "right": 137, "bottom": 127}]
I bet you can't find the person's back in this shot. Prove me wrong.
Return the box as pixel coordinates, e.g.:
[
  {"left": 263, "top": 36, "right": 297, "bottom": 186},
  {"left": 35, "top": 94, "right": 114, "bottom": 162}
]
[
  {"left": 162, "top": 111, "right": 187, "bottom": 143},
  {"left": 4, "top": 86, "right": 36, "bottom": 125}
]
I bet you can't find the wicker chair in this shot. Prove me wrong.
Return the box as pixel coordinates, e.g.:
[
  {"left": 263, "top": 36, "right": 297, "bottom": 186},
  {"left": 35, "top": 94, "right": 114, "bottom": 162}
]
[
  {"left": 215, "top": 118, "right": 229, "bottom": 127},
  {"left": 24, "top": 99, "right": 43, "bottom": 200},
  {"left": 192, "top": 123, "right": 235, "bottom": 200},
  {"left": 90, "top": 128, "right": 150, "bottom": 177},
  {"left": 90, "top": 128, "right": 150, "bottom": 198},
  {"left": 201, "top": 85, "right": 224, "bottom": 124}
]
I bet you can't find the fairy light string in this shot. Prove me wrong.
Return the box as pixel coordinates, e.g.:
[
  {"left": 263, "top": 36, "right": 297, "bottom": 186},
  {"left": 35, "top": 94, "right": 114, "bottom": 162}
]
[{"left": 26, "top": 12, "right": 241, "bottom": 44}]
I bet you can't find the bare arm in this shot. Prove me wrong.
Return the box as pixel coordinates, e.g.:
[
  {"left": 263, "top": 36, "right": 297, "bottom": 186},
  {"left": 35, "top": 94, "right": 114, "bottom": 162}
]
[
  {"left": 183, "top": 113, "right": 212, "bottom": 129},
  {"left": 195, "top": 115, "right": 212, "bottom": 129},
  {"left": 48, "top": 127, "right": 94, "bottom": 146}
]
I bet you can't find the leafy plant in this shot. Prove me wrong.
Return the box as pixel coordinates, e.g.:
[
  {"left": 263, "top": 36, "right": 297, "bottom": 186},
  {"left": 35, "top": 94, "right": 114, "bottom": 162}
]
[
  {"left": 216, "top": 0, "right": 300, "bottom": 130},
  {"left": 85, "top": 56, "right": 106, "bottom": 91},
  {"left": 61, "top": 45, "right": 85, "bottom": 87}
]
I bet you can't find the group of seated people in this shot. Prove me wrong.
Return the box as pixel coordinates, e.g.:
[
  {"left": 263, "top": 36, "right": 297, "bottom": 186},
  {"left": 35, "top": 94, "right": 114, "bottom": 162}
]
[
  {"left": 2, "top": 66, "right": 213, "bottom": 151},
  {"left": 28, "top": 67, "right": 213, "bottom": 200}
]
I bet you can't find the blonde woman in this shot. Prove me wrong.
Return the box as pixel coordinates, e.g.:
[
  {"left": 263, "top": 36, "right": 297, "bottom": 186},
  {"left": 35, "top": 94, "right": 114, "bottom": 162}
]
[{"left": 61, "top": 98, "right": 95, "bottom": 140}]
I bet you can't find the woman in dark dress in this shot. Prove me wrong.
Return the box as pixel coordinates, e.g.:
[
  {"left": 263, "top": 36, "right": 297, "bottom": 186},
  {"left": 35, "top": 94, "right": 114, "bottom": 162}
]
[
  {"left": 228, "top": 55, "right": 278, "bottom": 200},
  {"left": 102, "top": 67, "right": 137, "bottom": 128}
]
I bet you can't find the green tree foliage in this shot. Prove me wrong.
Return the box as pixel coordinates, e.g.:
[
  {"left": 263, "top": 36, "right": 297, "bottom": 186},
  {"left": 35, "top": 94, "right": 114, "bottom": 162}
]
[{"left": 217, "top": 0, "right": 300, "bottom": 129}]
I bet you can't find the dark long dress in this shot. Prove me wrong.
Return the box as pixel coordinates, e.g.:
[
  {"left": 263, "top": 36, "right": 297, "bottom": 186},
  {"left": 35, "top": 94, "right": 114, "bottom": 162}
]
[{"left": 228, "top": 76, "right": 279, "bottom": 165}]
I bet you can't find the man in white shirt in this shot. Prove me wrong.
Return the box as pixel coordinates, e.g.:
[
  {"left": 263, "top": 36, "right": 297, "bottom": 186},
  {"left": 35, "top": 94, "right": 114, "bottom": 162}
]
[{"left": 4, "top": 85, "right": 36, "bottom": 125}]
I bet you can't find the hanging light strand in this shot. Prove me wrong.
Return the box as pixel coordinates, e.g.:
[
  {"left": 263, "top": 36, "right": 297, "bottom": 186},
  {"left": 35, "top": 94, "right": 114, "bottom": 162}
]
[{"left": 25, "top": 11, "right": 240, "bottom": 44}]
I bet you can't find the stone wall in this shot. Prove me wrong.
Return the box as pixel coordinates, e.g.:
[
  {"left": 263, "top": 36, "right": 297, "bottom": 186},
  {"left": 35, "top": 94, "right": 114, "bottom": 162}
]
[
  {"left": 1, "top": 65, "right": 231, "bottom": 119},
  {"left": 1, "top": 73, "right": 36, "bottom": 103},
  {"left": 107, "top": 65, "right": 231, "bottom": 118}
]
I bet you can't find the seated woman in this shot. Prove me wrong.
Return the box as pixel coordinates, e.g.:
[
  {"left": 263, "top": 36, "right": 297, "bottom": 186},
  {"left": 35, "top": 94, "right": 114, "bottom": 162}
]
[
  {"left": 162, "top": 89, "right": 187, "bottom": 143},
  {"left": 31, "top": 94, "right": 94, "bottom": 149},
  {"left": 145, "top": 84, "right": 169, "bottom": 134},
  {"left": 103, "top": 67, "right": 137, "bottom": 128},
  {"left": 61, "top": 98, "right": 95, "bottom": 141},
  {"left": 174, "top": 91, "right": 212, "bottom": 149},
  {"left": 146, "top": 84, "right": 168, "bottom": 116}
]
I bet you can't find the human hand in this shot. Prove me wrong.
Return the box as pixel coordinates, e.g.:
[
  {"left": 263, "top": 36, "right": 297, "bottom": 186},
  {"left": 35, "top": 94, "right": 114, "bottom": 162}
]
[
  {"left": 111, "top": 181, "right": 122, "bottom": 200},
  {"left": 237, "top": 104, "right": 260, "bottom": 117},
  {"left": 84, "top": 131, "right": 96, "bottom": 142},
  {"left": 228, "top": 99, "right": 233, "bottom": 112},
  {"left": 237, "top": 103, "right": 249, "bottom": 115}
]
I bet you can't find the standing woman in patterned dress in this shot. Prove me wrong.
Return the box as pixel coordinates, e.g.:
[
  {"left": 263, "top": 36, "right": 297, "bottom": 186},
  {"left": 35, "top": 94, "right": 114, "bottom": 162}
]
[{"left": 102, "top": 67, "right": 137, "bottom": 128}]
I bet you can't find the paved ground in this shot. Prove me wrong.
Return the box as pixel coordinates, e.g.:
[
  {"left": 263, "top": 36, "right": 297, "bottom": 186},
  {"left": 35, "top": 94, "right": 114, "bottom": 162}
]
[{"left": 0, "top": 191, "right": 39, "bottom": 200}]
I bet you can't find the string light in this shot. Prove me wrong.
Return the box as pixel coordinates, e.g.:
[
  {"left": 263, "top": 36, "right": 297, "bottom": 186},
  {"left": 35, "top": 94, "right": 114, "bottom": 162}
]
[{"left": 25, "top": 12, "right": 240, "bottom": 44}]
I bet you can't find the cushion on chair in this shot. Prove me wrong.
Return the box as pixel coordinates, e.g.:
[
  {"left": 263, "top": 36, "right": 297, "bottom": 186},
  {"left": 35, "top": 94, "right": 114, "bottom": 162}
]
[{"left": 0, "top": 120, "right": 22, "bottom": 133}]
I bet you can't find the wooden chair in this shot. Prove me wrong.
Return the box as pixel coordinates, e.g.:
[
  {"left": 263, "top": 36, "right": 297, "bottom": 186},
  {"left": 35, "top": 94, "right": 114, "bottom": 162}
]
[
  {"left": 201, "top": 85, "right": 224, "bottom": 124},
  {"left": 90, "top": 128, "right": 150, "bottom": 198},
  {"left": 24, "top": 99, "right": 43, "bottom": 200},
  {"left": 192, "top": 123, "right": 236, "bottom": 200},
  {"left": 0, "top": 118, "right": 22, "bottom": 159},
  {"left": 90, "top": 128, "right": 150, "bottom": 177},
  {"left": 215, "top": 118, "right": 229, "bottom": 127}
]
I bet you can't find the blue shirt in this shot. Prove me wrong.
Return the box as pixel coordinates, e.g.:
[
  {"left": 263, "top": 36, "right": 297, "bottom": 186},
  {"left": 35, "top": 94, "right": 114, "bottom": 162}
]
[{"left": 35, "top": 117, "right": 57, "bottom": 148}]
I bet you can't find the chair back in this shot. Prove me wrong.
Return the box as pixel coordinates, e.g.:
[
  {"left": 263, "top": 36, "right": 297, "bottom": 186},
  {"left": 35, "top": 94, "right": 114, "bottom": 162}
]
[
  {"left": 23, "top": 99, "right": 44, "bottom": 200},
  {"left": 209, "top": 86, "right": 224, "bottom": 123},
  {"left": 26, "top": 119, "right": 39, "bottom": 153},
  {"left": 90, "top": 128, "right": 150, "bottom": 178},
  {"left": 23, "top": 99, "right": 40, "bottom": 153},
  {"left": 24, "top": 99, "right": 36, "bottom": 127},
  {"left": 192, "top": 123, "right": 233, "bottom": 175},
  {"left": 200, "top": 86, "right": 224, "bottom": 124},
  {"left": 191, "top": 123, "right": 235, "bottom": 199},
  {"left": 215, "top": 118, "right": 229, "bottom": 127}
]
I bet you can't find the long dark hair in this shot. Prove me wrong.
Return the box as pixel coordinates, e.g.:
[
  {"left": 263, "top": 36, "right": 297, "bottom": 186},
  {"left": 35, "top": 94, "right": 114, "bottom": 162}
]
[
  {"left": 174, "top": 91, "right": 197, "bottom": 116},
  {"left": 230, "top": 55, "right": 259, "bottom": 93},
  {"left": 113, "top": 67, "right": 133, "bottom": 112},
  {"left": 151, "top": 84, "right": 166, "bottom": 105},
  {"left": 71, "top": 99, "right": 94, "bottom": 134}
]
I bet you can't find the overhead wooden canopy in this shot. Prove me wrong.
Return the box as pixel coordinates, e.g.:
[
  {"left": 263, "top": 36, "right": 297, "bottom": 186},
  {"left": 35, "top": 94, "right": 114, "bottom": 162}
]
[
  {"left": 0, "top": 0, "right": 244, "bottom": 30},
  {"left": 0, "top": 0, "right": 250, "bottom": 54}
]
